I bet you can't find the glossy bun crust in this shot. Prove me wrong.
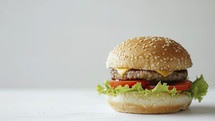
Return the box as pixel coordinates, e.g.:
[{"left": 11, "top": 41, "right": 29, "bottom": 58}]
[{"left": 106, "top": 37, "right": 192, "bottom": 71}]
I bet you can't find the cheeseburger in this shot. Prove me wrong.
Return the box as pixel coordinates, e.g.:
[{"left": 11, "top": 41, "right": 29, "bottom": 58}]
[{"left": 97, "top": 36, "right": 208, "bottom": 114}]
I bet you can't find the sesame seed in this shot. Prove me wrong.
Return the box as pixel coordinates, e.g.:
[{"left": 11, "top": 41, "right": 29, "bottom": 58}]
[
  {"left": 175, "top": 49, "right": 180, "bottom": 52},
  {"left": 149, "top": 43, "right": 154, "bottom": 46},
  {"left": 139, "top": 40, "right": 143, "bottom": 42},
  {"left": 153, "top": 45, "right": 157, "bottom": 48}
]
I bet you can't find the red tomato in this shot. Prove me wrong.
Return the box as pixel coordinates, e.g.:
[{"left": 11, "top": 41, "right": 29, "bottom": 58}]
[
  {"left": 147, "top": 80, "right": 192, "bottom": 91},
  {"left": 109, "top": 80, "right": 148, "bottom": 88}
]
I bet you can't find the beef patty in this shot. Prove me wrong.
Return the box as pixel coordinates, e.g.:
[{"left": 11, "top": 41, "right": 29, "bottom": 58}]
[{"left": 110, "top": 69, "right": 187, "bottom": 81}]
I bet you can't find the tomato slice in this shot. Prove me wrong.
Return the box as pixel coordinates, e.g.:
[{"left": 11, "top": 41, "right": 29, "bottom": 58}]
[
  {"left": 109, "top": 80, "right": 148, "bottom": 88},
  {"left": 109, "top": 80, "right": 192, "bottom": 91},
  {"left": 146, "top": 80, "right": 192, "bottom": 91}
]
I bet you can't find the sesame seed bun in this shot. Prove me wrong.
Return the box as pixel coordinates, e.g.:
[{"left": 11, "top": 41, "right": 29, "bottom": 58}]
[
  {"left": 106, "top": 37, "right": 192, "bottom": 71},
  {"left": 106, "top": 92, "right": 192, "bottom": 114}
]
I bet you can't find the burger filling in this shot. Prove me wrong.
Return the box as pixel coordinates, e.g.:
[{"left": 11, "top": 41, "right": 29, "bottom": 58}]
[
  {"left": 109, "top": 69, "right": 190, "bottom": 91},
  {"left": 97, "top": 69, "right": 208, "bottom": 102}
]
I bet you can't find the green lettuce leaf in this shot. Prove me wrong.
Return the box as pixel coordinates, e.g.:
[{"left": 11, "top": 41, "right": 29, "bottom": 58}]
[
  {"left": 97, "top": 80, "right": 178, "bottom": 97},
  {"left": 183, "top": 74, "right": 208, "bottom": 102},
  {"left": 150, "top": 82, "right": 178, "bottom": 96},
  {"left": 97, "top": 75, "right": 208, "bottom": 102},
  {"left": 97, "top": 80, "right": 114, "bottom": 95}
]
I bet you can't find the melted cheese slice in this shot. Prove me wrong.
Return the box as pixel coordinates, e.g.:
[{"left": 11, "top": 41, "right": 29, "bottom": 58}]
[
  {"left": 116, "top": 69, "right": 130, "bottom": 77},
  {"left": 155, "top": 70, "right": 173, "bottom": 77}
]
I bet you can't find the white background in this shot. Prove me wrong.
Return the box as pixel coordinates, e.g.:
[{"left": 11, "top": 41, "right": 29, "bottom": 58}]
[{"left": 0, "top": 0, "right": 214, "bottom": 88}]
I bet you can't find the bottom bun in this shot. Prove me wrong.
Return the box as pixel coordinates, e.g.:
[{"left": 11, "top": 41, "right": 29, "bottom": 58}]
[{"left": 106, "top": 92, "right": 192, "bottom": 114}]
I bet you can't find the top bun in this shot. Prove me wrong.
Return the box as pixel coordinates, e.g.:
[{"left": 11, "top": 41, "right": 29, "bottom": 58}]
[{"left": 106, "top": 36, "right": 192, "bottom": 71}]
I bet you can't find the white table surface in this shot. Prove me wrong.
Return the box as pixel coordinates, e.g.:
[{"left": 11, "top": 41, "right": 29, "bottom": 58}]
[{"left": 0, "top": 88, "right": 214, "bottom": 121}]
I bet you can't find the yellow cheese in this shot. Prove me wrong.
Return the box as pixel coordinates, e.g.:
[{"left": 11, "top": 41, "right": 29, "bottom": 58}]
[
  {"left": 155, "top": 70, "right": 173, "bottom": 77},
  {"left": 116, "top": 69, "right": 130, "bottom": 77}
]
